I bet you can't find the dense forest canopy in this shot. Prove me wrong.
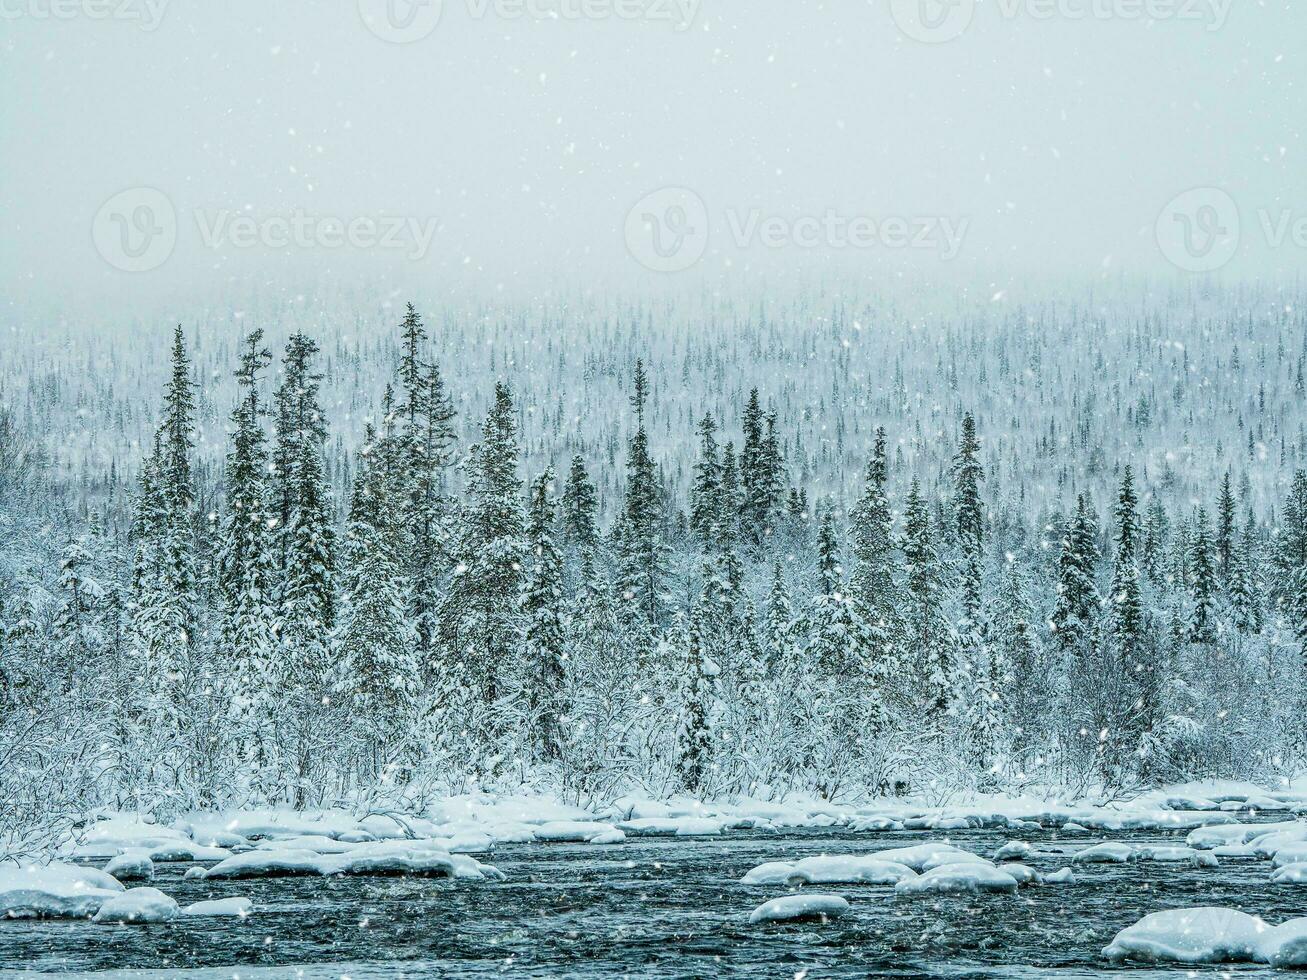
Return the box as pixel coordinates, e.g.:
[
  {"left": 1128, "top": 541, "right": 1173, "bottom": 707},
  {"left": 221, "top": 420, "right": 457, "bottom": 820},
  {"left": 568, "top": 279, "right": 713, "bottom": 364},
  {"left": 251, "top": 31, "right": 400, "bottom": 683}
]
[{"left": 2, "top": 280, "right": 1305, "bottom": 856}]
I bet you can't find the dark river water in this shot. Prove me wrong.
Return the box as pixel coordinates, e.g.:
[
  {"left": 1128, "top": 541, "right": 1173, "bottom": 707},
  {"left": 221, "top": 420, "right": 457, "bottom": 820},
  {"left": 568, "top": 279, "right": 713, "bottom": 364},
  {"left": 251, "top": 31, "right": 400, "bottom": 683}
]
[{"left": 1, "top": 823, "right": 1302, "bottom": 978}]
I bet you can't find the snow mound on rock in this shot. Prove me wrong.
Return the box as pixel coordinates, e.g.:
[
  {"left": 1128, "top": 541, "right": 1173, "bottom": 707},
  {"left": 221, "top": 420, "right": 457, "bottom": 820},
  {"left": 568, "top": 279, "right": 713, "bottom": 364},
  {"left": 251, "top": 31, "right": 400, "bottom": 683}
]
[
  {"left": 92, "top": 887, "right": 179, "bottom": 924},
  {"left": 1072, "top": 842, "right": 1134, "bottom": 864},
  {"left": 104, "top": 850, "right": 155, "bottom": 881},
  {"left": 748, "top": 894, "right": 849, "bottom": 924},
  {"left": 1104, "top": 907, "right": 1307, "bottom": 967},
  {"left": 894, "top": 864, "right": 1019, "bottom": 896},
  {"left": 0, "top": 862, "right": 124, "bottom": 919}
]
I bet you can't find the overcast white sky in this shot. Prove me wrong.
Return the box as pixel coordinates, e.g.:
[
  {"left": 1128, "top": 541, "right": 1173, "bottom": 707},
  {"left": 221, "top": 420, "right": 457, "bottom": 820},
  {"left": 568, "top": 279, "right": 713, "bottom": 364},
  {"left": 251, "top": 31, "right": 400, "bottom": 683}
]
[{"left": 1, "top": 0, "right": 1303, "bottom": 316}]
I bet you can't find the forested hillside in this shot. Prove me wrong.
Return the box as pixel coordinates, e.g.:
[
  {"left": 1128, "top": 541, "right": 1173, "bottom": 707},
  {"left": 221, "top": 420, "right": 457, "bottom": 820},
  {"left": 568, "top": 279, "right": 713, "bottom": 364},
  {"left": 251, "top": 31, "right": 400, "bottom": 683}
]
[{"left": 3, "top": 281, "right": 1306, "bottom": 855}]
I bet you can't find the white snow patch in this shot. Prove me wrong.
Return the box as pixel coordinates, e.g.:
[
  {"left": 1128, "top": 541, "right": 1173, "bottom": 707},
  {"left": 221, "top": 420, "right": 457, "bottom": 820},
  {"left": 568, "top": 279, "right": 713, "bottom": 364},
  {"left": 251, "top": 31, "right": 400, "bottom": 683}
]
[
  {"left": 182, "top": 897, "right": 253, "bottom": 917},
  {"left": 748, "top": 894, "right": 849, "bottom": 924},
  {"left": 92, "top": 886, "right": 179, "bottom": 924}
]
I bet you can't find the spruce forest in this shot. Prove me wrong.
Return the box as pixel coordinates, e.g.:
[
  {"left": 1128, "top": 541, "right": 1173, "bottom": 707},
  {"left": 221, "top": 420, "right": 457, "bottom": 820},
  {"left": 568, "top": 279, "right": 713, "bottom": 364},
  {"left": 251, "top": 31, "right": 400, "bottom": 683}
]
[{"left": 3, "top": 285, "right": 1307, "bottom": 855}]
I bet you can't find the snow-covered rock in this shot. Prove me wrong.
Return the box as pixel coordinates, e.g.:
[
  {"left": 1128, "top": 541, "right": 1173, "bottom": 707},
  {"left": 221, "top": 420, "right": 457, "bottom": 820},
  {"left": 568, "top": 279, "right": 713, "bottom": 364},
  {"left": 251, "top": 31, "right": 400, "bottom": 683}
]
[
  {"left": 1045, "top": 867, "right": 1075, "bottom": 884},
  {"left": 849, "top": 815, "right": 904, "bottom": 832},
  {"left": 182, "top": 897, "right": 253, "bottom": 917},
  {"left": 91, "top": 887, "right": 179, "bottom": 924},
  {"left": 1133, "top": 846, "right": 1218, "bottom": 867},
  {"left": 993, "top": 840, "right": 1031, "bottom": 861},
  {"left": 920, "top": 851, "right": 993, "bottom": 872},
  {"left": 868, "top": 842, "right": 973, "bottom": 872},
  {"left": 0, "top": 863, "right": 124, "bottom": 919},
  {"left": 1164, "top": 795, "right": 1220, "bottom": 811},
  {"left": 748, "top": 894, "right": 849, "bottom": 924},
  {"left": 532, "top": 820, "right": 617, "bottom": 843},
  {"left": 1262, "top": 918, "right": 1307, "bottom": 967},
  {"left": 894, "top": 864, "right": 1019, "bottom": 896},
  {"left": 1105, "top": 908, "right": 1307, "bottom": 967},
  {"left": 616, "top": 817, "right": 724, "bottom": 836},
  {"left": 1271, "top": 864, "right": 1307, "bottom": 884},
  {"left": 252, "top": 834, "right": 358, "bottom": 854},
  {"left": 588, "top": 829, "right": 626, "bottom": 845},
  {"left": 1187, "top": 819, "right": 1303, "bottom": 850},
  {"left": 104, "top": 850, "right": 154, "bottom": 881},
  {"left": 199, "top": 842, "right": 503, "bottom": 880},
  {"left": 741, "top": 861, "right": 795, "bottom": 885},
  {"left": 1072, "top": 842, "right": 1134, "bottom": 864},
  {"left": 788, "top": 856, "right": 916, "bottom": 886},
  {"left": 998, "top": 863, "right": 1041, "bottom": 885},
  {"left": 201, "top": 849, "right": 325, "bottom": 879},
  {"left": 1269, "top": 842, "right": 1307, "bottom": 868}
]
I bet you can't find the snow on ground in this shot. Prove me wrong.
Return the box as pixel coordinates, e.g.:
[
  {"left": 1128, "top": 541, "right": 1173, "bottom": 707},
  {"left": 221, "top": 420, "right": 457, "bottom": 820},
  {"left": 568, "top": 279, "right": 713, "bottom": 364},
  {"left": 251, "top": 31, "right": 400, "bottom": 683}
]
[
  {"left": 740, "top": 856, "right": 917, "bottom": 886},
  {"left": 1071, "top": 842, "right": 1136, "bottom": 864},
  {"left": 747, "top": 894, "right": 849, "bottom": 924},
  {"left": 91, "top": 887, "right": 178, "bottom": 924},
  {"left": 0, "top": 863, "right": 124, "bottom": 919},
  {"left": 182, "top": 897, "right": 253, "bottom": 917},
  {"left": 895, "top": 864, "right": 1021, "bottom": 896},
  {"left": 103, "top": 850, "right": 154, "bottom": 881},
  {"left": 1103, "top": 907, "right": 1307, "bottom": 967},
  {"left": 199, "top": 843, "right": 502, "bottom": 881}
]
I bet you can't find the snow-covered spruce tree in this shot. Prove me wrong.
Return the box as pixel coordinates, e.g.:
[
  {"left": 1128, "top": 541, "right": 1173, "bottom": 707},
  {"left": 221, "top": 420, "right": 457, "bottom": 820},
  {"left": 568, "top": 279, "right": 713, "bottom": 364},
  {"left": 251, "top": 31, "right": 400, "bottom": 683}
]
[
  {"left": 129, "top": 327, "right": 208, "bottom": 802},
  {"left": 395, "top": 306, "right": 458, "bottom": 670},
  {"left": 1228, "top": 509, "right": 1263, "bottom": 633},
  {"left": 739, "top": 388, "right": 767, "bottom": 545},
  {"left": 805, "top": 509, "right": 885, "bottom": 797},
  {"left": 333, "top": 427, "right": 420, "bottom": 786},
  {"left": 557, "top": 544, "right": 634, "bottom": 803},
  {"left": 617, "top": 360, "right": 668, "bottom": 648},
  {"left": 1051, "top": 495, "right": 1100, "bottom": 652},
  {"left": 1107, "top": 466, "right": 1164, "bottom": 781},
  {"left": 1216, "top": 470, "right": 1237, "bottom": 583},
  {"left": 1188, "top": 507, "right": 1218, "bottom": 645},
  {"left": 901, "top": 479, "right": 959, "bottom": 734},
  {"left": 675, "top": 564, "right": 718, "bottom": 796},
  {"left": 561, "top": 454, "right": 599, "bottom": 552},
  {"left": 990, "top": 555, "right": 1048, "bottom": 761},
  {"left": 849, "top": 427, "right": 903, "bottom": 691},
  {"left": 1272, "top": 470, "right": 1307, "bottom": 655},
  {"left": 270, "top": 332, "right": 337, "bottom": 807},
  {"left": 441, "top": 382, "right": 528, "bottom": 765},
  {"left": 760, "top": 558, "right": 806, "bottom": 788},
  {"left": 689, "top": 413, "right": 722, "bottom": 552},
  {"left": 523, "top": 469, "right": 567, "bottom": 764},
  {"left": 952, "top": 411, "right": 1000, "bottom": 771},
  {"left": 217, "top": 329, "right": 278, "bottom": 784}
]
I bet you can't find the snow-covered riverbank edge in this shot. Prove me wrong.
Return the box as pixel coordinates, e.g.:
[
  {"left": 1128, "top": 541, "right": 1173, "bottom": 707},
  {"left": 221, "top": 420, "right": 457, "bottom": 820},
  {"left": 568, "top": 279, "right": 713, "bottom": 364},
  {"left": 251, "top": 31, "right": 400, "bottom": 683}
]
[
  {"left": 4, "top": 779, "right": 1307, "bottom": 971},
  {"left": 12, "top": 777, "right": 1307, "bottom": 866}
]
